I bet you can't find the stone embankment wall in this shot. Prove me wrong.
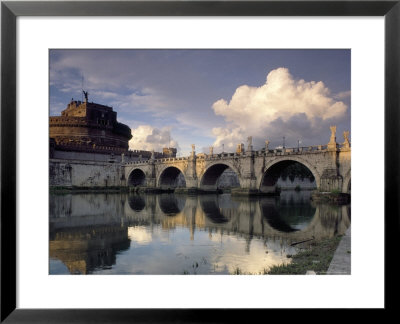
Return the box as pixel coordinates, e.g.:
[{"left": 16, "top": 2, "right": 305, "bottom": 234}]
[{"left": 50, "top": 159, "right": 122, "bottom": 187}]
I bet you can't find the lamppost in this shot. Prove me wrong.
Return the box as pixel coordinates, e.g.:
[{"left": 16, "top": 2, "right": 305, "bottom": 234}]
[{"left": 283, "top": 136, "right": 285, "bottom": 149}]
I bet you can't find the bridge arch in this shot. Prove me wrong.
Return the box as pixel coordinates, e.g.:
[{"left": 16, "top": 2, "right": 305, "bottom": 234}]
[
  {"left": 157, "top": 166, "right": 186, "bottom": 190},
  {"left": 260, "top": 157, "right": 320, "bottom": 193},
  {"left": 199, "top": 161, "right": 240, "bottom": 191},
  {"left": 128, "top": 168, "right": 146, "bottom": 187}
]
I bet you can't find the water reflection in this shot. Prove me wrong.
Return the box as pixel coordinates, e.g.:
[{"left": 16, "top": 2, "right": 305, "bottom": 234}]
[
  {"left": 200, "top": 195, "right": 233, "bottom": 223},
  {"left": 128, "top": 195, "right": 145, "bottom": 212},
  {"left": 158, "top": 194, "right": 186, "bottom": 216},
  {"left": 260, "top": 191, "right": 316, "bottom": 232},
  {"left": 50, "top": 225, "right": 130, "bottom": 274},
  {"left": 49, "top": 191, "right": 350, "bottom": 275}
]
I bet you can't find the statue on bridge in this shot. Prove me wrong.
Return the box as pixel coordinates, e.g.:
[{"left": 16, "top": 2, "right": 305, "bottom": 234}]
[
  {"left": 342, "top": 131, "right": 350, "bottom": 149},
  {"left": 329, "top": 126, "right": 336, "bottom": 143},
  {"left": 343, "top": 131, "right": 349, "bottom": 142},
  {"left": 328, "top": 126, "right": 338, "bottom": 151},
  {"left": 265, "top": 140, "right": 270, "bottom": 152}
]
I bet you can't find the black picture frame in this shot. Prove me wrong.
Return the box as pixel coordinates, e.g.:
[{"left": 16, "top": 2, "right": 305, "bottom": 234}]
[{"left": 1, "top": 1, "right": 398, "bottom": 322}]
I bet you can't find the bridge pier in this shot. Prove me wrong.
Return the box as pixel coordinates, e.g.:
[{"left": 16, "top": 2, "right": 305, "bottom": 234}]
[
  {"left": 146, "top": 177, "right": 157, "bottom": 188},
  {"left": 319, "top": 126, "right": 345, "bottom": 192},
  {"left": 320, "top": 169, "right": 343, "bottom": 192},
  {"left": 184, "top": 148, "right": 199, "bottom": 192},
  {"left": 231, "top": 150, "right": 260, "bottom": 195}
]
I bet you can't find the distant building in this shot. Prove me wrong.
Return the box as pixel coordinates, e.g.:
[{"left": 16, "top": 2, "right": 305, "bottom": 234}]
[
  {"left": 163, "top": 147, "right": 177, "bottom": 158},
  {"left": 236, "top": 143, "right": 244, "bottom": 154}
]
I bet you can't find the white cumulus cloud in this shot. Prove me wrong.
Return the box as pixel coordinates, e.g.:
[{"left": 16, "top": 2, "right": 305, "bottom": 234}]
[
  {"left": 211, "top": 67, "right": 349, "bottom": 150},
  {"left": 129, "top": 125, "right": 179, "bottom": 153}
]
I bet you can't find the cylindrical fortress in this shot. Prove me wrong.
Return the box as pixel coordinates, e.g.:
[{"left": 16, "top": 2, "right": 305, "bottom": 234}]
[{"left": 50, "top": 99, "right": 132, "bottom": 154}]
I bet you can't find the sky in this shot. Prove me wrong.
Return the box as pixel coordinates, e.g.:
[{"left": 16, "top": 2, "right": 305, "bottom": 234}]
[{"left": 49, "top": 49, "right": 350, "bottom": 156}]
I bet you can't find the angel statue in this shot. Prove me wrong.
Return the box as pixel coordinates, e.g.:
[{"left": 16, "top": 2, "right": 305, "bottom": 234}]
[
  {"left": 329, "top": 126, "right": 337, "bottom": 144},
  {"left": 83, "top": 90, "right": 89, "bottom": 102}
]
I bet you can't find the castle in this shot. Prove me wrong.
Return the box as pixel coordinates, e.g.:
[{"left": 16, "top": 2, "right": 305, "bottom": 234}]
[{"left": 49, "top": 91, "right": 176, "bottom": 162}]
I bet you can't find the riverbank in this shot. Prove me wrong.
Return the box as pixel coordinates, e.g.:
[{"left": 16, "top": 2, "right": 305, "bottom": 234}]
[
  {"left": 49, "top": 186, "right": 129, "bottom": 194},
  {"left": 265, "top": 226, "right": 351, "bottom": 275},
  {"left": 50, "top": 186, "right": 281, "bottom": 196},
  {"left": 327, "top": 226, "right": 351, "bottom": 274}
]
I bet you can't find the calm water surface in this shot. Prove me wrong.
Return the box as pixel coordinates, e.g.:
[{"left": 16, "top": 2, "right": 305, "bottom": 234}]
[{"left": 49, "top": 191, "right": 350, "bottom": 275}]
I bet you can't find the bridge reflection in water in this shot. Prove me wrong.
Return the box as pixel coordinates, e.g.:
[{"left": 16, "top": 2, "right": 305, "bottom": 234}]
[{"left": 49, "top": 191, "right": 350, "bottom": 275}]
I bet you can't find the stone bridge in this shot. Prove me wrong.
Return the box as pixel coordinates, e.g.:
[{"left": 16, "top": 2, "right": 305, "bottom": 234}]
[{"left": 122, "top": 127, "right": 351, "bottom": 194}]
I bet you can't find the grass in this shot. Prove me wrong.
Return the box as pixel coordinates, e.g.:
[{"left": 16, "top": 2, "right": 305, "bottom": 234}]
[{"left": 266, "top": 235, "right": 343, "bottom": 275}]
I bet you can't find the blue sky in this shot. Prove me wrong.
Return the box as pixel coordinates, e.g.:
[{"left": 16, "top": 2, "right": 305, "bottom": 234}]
[{"left": 50, "top": 49, "right": 350, "bottom": 156}]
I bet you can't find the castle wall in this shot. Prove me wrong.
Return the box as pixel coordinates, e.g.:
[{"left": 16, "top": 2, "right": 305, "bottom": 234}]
[
  {"left": 50, "top": 159, "right": 123, "bottom": 187},
  {"left": 51, "top": 149, "right": 169, "bottom": 163},
  {"left": 50, "top": 124, "right": 130, "bottom": 149},
  {"left": 53, "top": 150, "right": 120, "bottom": 162},
  {"left": 52, "top": 150, "right": 144, "bottom": 163}
]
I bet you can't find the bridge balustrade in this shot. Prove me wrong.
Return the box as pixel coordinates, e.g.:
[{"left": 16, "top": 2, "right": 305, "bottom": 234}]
[{"left": 122, "top": 141, "right": 352, "bottom": 169}]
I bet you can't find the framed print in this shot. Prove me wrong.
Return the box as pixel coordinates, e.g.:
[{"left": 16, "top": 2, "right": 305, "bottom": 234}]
[{"left": 1, "top": 0, "right": 399, "bottom": 322}]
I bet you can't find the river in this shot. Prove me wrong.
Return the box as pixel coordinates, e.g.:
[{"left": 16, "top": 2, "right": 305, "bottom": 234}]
[{"left": 49, "top": 190, "right": 350, "bottom": 275}]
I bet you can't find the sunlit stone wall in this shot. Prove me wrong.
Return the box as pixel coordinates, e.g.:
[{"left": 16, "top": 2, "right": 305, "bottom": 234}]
[{"left": 50, "top": 159, "right": 123, "bottom": 187}]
